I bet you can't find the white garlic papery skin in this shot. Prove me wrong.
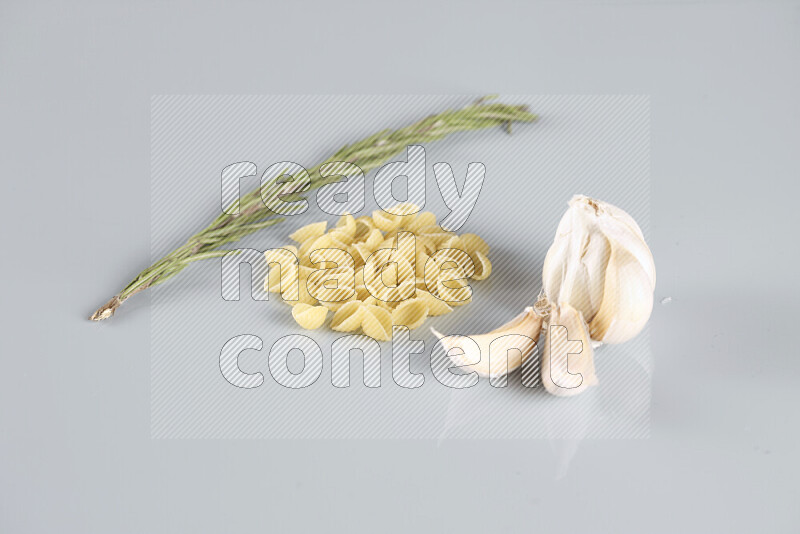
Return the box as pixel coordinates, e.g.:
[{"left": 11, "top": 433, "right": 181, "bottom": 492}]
[
  {"left": 540, "top": 303, "right": 597, "bottom": 396},
  {"left": 431, "top": 307, "right": 543, "bottom": 379},
  {"left": 542, "top": 195, "right": 656, "bottom": 344}
]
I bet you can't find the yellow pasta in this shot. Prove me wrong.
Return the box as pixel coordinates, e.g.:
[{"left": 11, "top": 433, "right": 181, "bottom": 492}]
[
  {"left": 440, "top": 284, "right": 472, "bottom": 307},
  {"left": 309, "top": 248, "right": 354, "bottom": 270},
  {"left": 348, "top": 244, "right": 369, "bottom": 267},
  {"left": 470, "top": 250, "right": 492, "bottom": 281},
  {"left": 318, "top": 295, "right": 357, "bottom": 312},
  {"left": 361, "top": 304, "right": 393, "bottom": 341},
  {"left": 291, "top": 303, "right": 328, "bottom": 330},
  {"left": 405, "top": 211, "right": 436, "bottom": 233},
  {"left": 415, "top": 251, "right": 429, "bottom": 278},
  {"left": 264, "top": 245, "right": 298, "bottom": 264},
  {"left": 264, "top": 252, "right": 299, "bottom": 301},
  {"left": 264, "top": 205, "right": 493, "bottom": 340},
  {"left": 354, "top": 216, "right": 375, "bottom": 238},
  {"left": 460, "top": 233, "right": 490, "bottom": 256},
  {"left": 327, "top": 231, "right": 354, "bottom": 247},
  {"left": 416, "top": 290, "right": 453, "bottom": 316},
  {"left": 354, "top": 283, "right": 371, "bottom": 301},
  {"left": 289, "top": 221, "right": 327, "bottom": 243},
  {"left": 334, "top": 213, "right": 357, "bottom": 238},
  {"left": 295, "top": 282, "right": 319, "bottom": 307},
  {"left": 391, "top": 298, "right": 429, "bottom": 329},
  {"left": 363, "top": 228, "right": 384, "bottom": 250},
  {"left": 371, "top": 210, "right": 403, "bottom": 232},
  {"left": 423, "top": 249, "right": 472, "bottom": 300},
  {"left": 330, "top": 301, "right": 364, "bottom": 332},
  {"left": 440, "top": 235, "right": 466, "bottom": 252}
]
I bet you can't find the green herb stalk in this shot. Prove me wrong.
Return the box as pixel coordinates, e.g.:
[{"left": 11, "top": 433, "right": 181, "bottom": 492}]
[{"left": 90, "top": 97, "right": 536, "bottom": 321}]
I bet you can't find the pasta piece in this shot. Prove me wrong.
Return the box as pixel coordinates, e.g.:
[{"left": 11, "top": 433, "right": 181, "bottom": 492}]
[
  {"left": 314, "top": 286, "right": 355, "bottom": 305},
  {"left": 440, "top": 235, "right": 466, "bottom": 253},
  {"left": 318, "top": 295, "right": 358, "bottom": 311},
  {"left": 307, "top": 233, "right": 336, "bottom": 253},
  {"left": 264, "top": 245, "right": 298, "bottom": 264},
  {"left": 425, "top": 232, "right": 457, "bottom": 248},
  {"left": 391, "top": 298, "right": 429, "bottom": 329},
  {"left": 394, "top": 257, "right": 415, "bottom": 286},
  {"left": 291, "top": 303, "right": 328, "bottom": 330},
  {"left": 405, "top": 211, "right": 436, "bottom": 233},
  {"left": 391, "top": 279, "right": 417, "bottom": 302},
  {"left": 289, "top": 221, "right": 327, "bottom": 243},
  {"left": 309, "top": 247, "right": 355, "bottom": 271},
  {"left": 372, "top": 210, "right": 402, "bottom": 232},
  {"left": 460, "top": 233, "right": 490, "bottom": 256},
  {"left": 388, "top": 202, "right": 420, "bottom": 228},
  {"left": 416, "top": 234, "right": 437, "bottom": 254},
  {"left": 438, "top": 263, "right": 471, "bottom": 292},
  {"left": 330, "top": 301, "right": 364, "bottom": 332},
  {"left": 295, "top": 280, "right": 319, "bottom": 306},
  {"left": 354, "top": 268, "right": 365, "bottom": 288},
  {"left": 265, "top": 259, "right": 299, "bottom": 300},
  {"left": 415, "top": 250, "right": 429, "bottom": 278},
  {"left": 361, "top": 295, "right": 379, "bottom": 306},
  {"left": 433, "top": 249, "right": 475, "bottom": 282},
  {"left": 375, "top": 277, "right": 414, "bottom": 305},
  {"left": 365, "top": 256, "right": 413, "bottom": 303},
  {"left": 377, "top": 262, "right": 398, "bottom": 290},
  {"left": 266, "top": 267, "right": 297, "bottom": 292},
  {"left": 298, "top": 265, "right": 315, "bottom": 280},
  {"left": 350, "top": 243, "right": 372, "bottom": 265},
  {"left": 389, "top": 202, "right": 420, "bottom": 215},
  {"left": 388, "top": 231, "right": 416, "bottom": 264},
  {"left": 307, "top": 266, "right": 355, "bottom": 302},
  {"left": 327, "top": 230, "right": 354, "bottom": 247},
  {"left": 416, "top": 290, "right": 453, "bottom": 316},
  {"left": 374, "top": 300, "right": 395, "bottom": 313},
  {"left": 377, "top": 237, "right": 398, "bottom": 251},
  {"left": 361, "top": 304, "right": 393, "bottom": 341},
  {"left": 424, "top": 249, "right": 473, "bottom": 299},
  {"left": 354, "top": 283, "right": 371, "bottom": 301},
  {"left": 297, "top": 236, "right": 318, "bottom": 260},
  {"left": 354, "top": 216, "right": 375, "bottom": 239},
  {"left": 362, "top": 248, "right": 393, "bottom": 291},
  {"left": 363, "top": 228, "right": 384, "bottom": 250},
  {"left": 439, "top": 283, "right": 472, "bottom": 307},
  {"left": 470, "top": 250, "right": 492, "bottom": 280},
  {"left": 334, "top": 213, "right": 357, "bottom": 238}
]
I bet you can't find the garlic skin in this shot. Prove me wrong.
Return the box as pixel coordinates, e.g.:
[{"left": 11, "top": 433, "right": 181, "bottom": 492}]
[
  {"left": 542, "top": 195, "right": 655, "bottom": 344},
  {"left": 431, "top": 307, "right": 543, "bottom": 378},
  {"left": 541, "top": 303, "right": 597, "bottom": 396}
]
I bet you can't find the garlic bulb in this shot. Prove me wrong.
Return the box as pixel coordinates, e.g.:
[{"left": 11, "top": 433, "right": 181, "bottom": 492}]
[
  {"left": 540, "top": 303, "right": 597, "bottom": 396},
  {"left": 431, "top": 307, "right": 543, "bottom": 378},
  {"left": 542, "top": 195, "right": 655, "bottom": 344}
]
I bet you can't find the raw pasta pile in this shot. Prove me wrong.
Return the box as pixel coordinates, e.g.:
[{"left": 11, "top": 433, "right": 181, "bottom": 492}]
[{"left": 264, "top": 204, "right": 492, "bottom": 341}]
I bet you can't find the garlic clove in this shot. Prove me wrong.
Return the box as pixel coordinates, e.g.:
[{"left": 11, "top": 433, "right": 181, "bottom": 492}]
[
  {"left": 541, "top": 303, "right": 598, "bottom": 397},
  {"left": 595, "top": 213, "right": 656, "bottom": 289},
  {"left": 542, "top": 195, "right": 656, "bottom": 344},
  {"left": 588, "top": 242, "right": 654, "bottom": 344},
  {"left": 580, "top": 232, "right": 612, "bottom": 320},
  {"left": 542, "top": 202, "right": 610, "bottom": 323},
  {"left": 572, "top": 194, "right": 645, "bottom": 241},
  {"left": 431, "top": 307, "right": 543, "bottom": 378}
]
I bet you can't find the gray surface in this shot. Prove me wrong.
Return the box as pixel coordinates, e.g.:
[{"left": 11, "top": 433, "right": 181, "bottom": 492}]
[
  {"left": 1, "top": 1, "right": 798, "bottom": 532},
  {"left": 149, "top": 94, "right": 652, "bottom": 439}
]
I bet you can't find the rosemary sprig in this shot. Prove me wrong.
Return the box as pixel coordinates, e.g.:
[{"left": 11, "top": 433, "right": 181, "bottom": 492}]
[{"left": 90, "top": 97, "right": 536, "bottom": 321}]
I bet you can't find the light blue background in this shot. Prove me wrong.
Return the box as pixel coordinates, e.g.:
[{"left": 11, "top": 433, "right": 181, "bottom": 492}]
[{"left": 1, "top": 1, "right": 798, "bottom": 532}]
